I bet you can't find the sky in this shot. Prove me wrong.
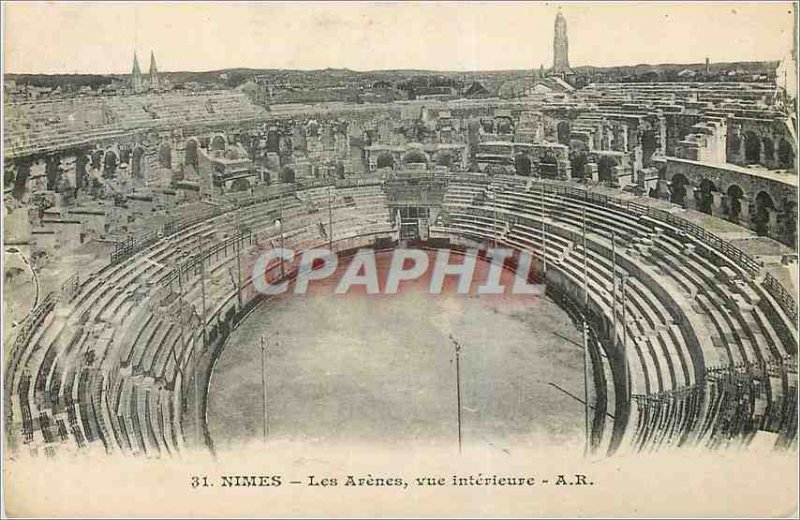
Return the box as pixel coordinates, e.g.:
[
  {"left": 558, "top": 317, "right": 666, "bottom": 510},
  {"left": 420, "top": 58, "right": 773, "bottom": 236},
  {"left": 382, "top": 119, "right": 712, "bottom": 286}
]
[{"left": 3, "top": 1, "right": 796, "bottom": 74}]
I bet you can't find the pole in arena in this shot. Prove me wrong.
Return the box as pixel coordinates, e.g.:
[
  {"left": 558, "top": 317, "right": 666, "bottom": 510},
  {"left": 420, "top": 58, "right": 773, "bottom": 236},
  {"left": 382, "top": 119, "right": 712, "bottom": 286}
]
[
  {"left": 260, "top": 335, "right": 268, "bottom": 444},
  {"left": 541, "top": 177, "right": 547, "bottom": 275},
  {"left": 449, "top": 334, "right": 463, "bottom": 455},
  {"left": 327, "top": 171, "right": 334, "bottom": 250},
  {"left": 581, "top": 202, "right": 592, "bottom": 456}
]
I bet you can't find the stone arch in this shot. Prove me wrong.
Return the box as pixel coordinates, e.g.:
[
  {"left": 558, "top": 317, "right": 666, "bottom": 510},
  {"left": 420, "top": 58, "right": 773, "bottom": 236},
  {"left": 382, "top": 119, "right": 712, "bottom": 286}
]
[
  {"left": 75, "top": 153, "right": 89, "bottom": 190},
  {"left": 103, "top": 150, "right": 118, "bottom": 178},
  {"left": 597, "top": 156, "right": 617, "bottom": 183},
  {"left": 435, "top": 151, "right": 454, "bottom": 169},
  {"left": 514, "top": 154, "right": 532, "bottom": 176},
  {"left": 762, "top": 136, "right": 774, "bottom": 162},
  {"left": 280, "top": 166, "right": 296, "bottom": 184},
  {"left": 91, "top": 150, "right": 104, "bottom": 170},
  {"left": 782, "top": 199, "right": 797, "bottom": 247},
  {"left": 753, "top": 191, "right": 775, "bottom": 236},
  {"left": 230, "top": 178, "right": 251, "bottom": 192},
  {"left": 210, "top": 134, "right": 226, "bottom": 152},
  {"left": 131, "top": 147, "right": 145, "bottom": 179},
  {"left": 726, "top": 184, "right": 745, "bottom": 222},
  {"left": 540, "top": 154, "right": 559, "bottom": 179},
  {"left": 641, "top": 129, "right": 657, "bottom": 166},
  {"left": 778, "top": 138, "right": 795, "bottom": 169},
  {"left": 727, "top": 131, "right": 741, "bottom": 161},
  {"left": 744, "top": 131, "right": 760, "bottom": 164},
  {"left": 496, "top": 118, "right": 513, "bottom": 135},
  {"left": 570, "top": 151, "right": 587, "bottom": 180},
  {"left": 401, "top": 150, "right": 428, "bottom": 165},
  {"left": 185, "top": 139, "right": 199, "bottom": 169},
  {"left": 307, "top": 120, "right": 319, "bottom": 137},
  {"left": 670, "top": 173, "right": 689, "bottom": 206},
  {"left": 480, "top": 119, "right": 495, "bottom": 134},
  {"left": 697, "top": 179, "right": 718, "bottom": 215},
  {"left": 376, "top": 152, "right": 395, "bottom": 169},
  {"left": 159, "top": 143, "right": 172, "bottom": 169},
  {"left": 266, "top": 129, "right": 280, "bottom": 154},
  {"left": 557, "top": 121, "right": 571, "bottom": 146}
]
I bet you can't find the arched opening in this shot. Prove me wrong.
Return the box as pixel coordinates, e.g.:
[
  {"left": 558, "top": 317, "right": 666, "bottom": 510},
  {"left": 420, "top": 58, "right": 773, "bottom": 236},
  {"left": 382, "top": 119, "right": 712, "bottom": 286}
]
[
  {"left": 210, "top": 135, "right": 226, "bottom": 152},
  {"left": 75, "top": 154, "right": 89, "bottom": 191},
  {"left": 727, "top": 131, "right": 741, "bottom": 162},
  {"left": 103, "top": 150, "right": 118, "bottom": 178},
  {"left": 280, "top": 166, "right": 296, "bottom": 184},
  {"left": 159, "top": 143, "right": 172, "bottom": 169},
  {"left": 670, "top": 174, "right": 689, "bottom": 206},
  {"left": 185, "top": 139, "right": 199, "bottom": 169},
  {"left": 496, "top": 118, "right": 513, "bottom": 135},
  {"left": 91, "top": 150, "right": 103, "bottom": 170},
  {"left": 778, "top": 139, "right": 795, "bottom": 169},
  {"left": 435, "top": 151, "right": 453, "bottom": 169},
  {"left": 131, "top": 147, "right": 144, "bottom": 179},
  {"left": 726, "top": 184, "right": 745, "bottom": 222},
  {"left": 697, "top": 179, "right": 717, "bottom": 215},
  {"left": 481, "top": 119, "right": 495, "bottom": 134},
  {"left": 306, "top": 121, "right": 319, "bottom": 138},
  {"left": 569, "top": 152, "right": 587, "bottom": 180},
  {"left": 230, "top": 178, "right": 251, "bottom": 192},
  {"left": 597, "top": 156, "right": 617, "bottom": 183},
  {"left": 762, "top": 137, "right": 774, "bottom": 162},
  {"left": 119, "top": 147, "right": 131, "bottom": 165},
  {"left": 641, "top": 130, "right": 657, "bottom": 166},
  {"left": 539, "top": 154, "right": 559, "bottom": 179},
  {"left": 753, "top": 191, "right": 775, "bottom": 236},
  {"left": 515, "top": 154, "right": 532, "bottom": 176},
  {"left": 402, "top": 150, "right": 428, "bottom": 165},
  {"left": 744, "top": 131, "right": 760, "bottom": 164},
  {"left": 266, "top": 130, "right": 280, "bottom": 154},
  {"left": 45, "top": 156, "right": 60, "bottom": 191},
  {"left": 557, "top": 121, "right": 571, "bottom": 146},
  {"left": 782, "top": 200, "right": 797, "bottom": 247},
  {"left": 376, "top": 152, "right": 395, "bottom": 170}
]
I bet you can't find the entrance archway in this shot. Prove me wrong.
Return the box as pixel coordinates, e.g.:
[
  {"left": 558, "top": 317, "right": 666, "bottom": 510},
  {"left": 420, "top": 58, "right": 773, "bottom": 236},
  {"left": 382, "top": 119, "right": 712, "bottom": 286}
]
[
  {"left": 376, "top": 152, "right": 395, "bottom": 170},
  {"left": 744, "top": 131, "right": 760, "bottom": 164},
  {"left": 726, "top": 184, "right": 745, "bottom": 222},
  {"left": 557, "top": 121, "right": 571, "bottom": 146},
  {"left": 515, "top": 154, "right": 532, "bottom": 176},
  {"left": 103, "top": 150, "right": 118, "bottom": 178},
  {"left": 670, "top": 174, "right": 689, "bottom": 206},
  {"left": 753, "top": 191, "right": 775, "bottom": 236},
  {"left": 697, "top": 179, "right": 717, "bottom": 215},
  {"left": 185, "top": 139, "right": 199, "bottom": 169},
  {"left": 778, "top": 139, "right": 795, "bottom": 169}
]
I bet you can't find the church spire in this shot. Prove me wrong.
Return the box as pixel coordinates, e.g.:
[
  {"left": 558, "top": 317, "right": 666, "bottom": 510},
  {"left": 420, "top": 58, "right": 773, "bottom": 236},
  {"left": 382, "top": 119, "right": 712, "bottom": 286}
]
[
  {"left": 149, "top": 50, "right": 159, "bottom": 90},
  {"left": 131, "top": 52, "right": 145, "bottom": 93}
]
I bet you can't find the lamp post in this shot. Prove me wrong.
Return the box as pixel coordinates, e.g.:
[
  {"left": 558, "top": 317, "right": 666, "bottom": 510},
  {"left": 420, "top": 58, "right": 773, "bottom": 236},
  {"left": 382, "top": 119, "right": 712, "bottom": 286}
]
[{"left": 449, "top": 334, "right": 463, "bottom": 455}]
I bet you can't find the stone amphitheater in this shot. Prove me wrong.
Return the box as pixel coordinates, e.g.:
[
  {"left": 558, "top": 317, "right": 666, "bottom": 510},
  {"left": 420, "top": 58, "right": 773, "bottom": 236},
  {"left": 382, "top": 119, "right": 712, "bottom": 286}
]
[{"left": 3, "top": 73, "right": 798, "bottom": 460}]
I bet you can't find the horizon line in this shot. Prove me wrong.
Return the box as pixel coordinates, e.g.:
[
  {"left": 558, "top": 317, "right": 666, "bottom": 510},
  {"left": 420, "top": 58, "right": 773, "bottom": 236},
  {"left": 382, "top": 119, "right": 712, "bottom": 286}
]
[{"left": 5, "top": 59, "right": 783, "bottom": 77}]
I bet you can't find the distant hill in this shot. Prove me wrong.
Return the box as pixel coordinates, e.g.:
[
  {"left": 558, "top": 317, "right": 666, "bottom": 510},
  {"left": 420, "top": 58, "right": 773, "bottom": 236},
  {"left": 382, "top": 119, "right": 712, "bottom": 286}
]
[{"left": 5, "top": 61, "right": 779, "bottom": 92}]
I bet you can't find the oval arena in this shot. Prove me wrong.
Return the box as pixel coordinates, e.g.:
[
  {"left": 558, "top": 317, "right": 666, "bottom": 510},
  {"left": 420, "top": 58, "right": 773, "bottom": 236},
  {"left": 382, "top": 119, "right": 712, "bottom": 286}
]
[{"left": 4, "top": 64, "right": 798, "bottom": 459}]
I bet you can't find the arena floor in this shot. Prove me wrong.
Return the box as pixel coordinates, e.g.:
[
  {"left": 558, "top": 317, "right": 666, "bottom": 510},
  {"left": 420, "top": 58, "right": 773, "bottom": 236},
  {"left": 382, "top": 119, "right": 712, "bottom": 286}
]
[{"left": 206, "top": 250, "right": 587, "bottom": 455}]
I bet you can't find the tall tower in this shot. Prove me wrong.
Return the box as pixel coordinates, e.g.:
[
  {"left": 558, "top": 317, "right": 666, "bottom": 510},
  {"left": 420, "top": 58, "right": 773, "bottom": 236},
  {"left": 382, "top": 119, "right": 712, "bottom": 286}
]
[
  {"left": 553, "top": 10, "right": 570, "bottom": 74},
  {"left": 131, "top": 52, "right": 145, "bottom": 93},
  {"left": 149, "top": 51, "right": 159, "bottom": 90}
]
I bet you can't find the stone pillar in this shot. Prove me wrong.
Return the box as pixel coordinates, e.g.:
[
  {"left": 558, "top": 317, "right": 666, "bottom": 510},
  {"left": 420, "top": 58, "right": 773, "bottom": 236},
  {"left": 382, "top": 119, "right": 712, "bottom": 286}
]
[
  {"left": 738, "top": 135, "right": 746, "bottom": 163},
  {"left": 586, "top": 162, "right": 599, "bottom": 182},
  {"left": 683, "top": 186, "right": 696, "bottom": 210},
  {"left": 759, "top": 138, "right": 766, "bottom": 165},
  {"left": 711, "top": 192, "right": 724, "bottom": 217},
  {"left": 738, "top": 197, "right": 750, "bottom": 228},
  {"left": 656, "top": 179, "right": 671, "bottom": 201}
]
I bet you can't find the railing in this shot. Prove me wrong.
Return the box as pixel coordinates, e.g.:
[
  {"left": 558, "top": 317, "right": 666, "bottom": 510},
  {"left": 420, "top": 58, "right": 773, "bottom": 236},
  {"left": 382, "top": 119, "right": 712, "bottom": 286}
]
[
  {"left": 60, "top": 272, "right": 80, "bottom": 303},
  {"left": 444, "top": 172, "right": 797, "bottom": 323},
  {"left": 5, "top": 293, "right": 58, "bottom": 396},
  {"left": 763, "top": 272, "right": 798, "bottom": 324}
]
